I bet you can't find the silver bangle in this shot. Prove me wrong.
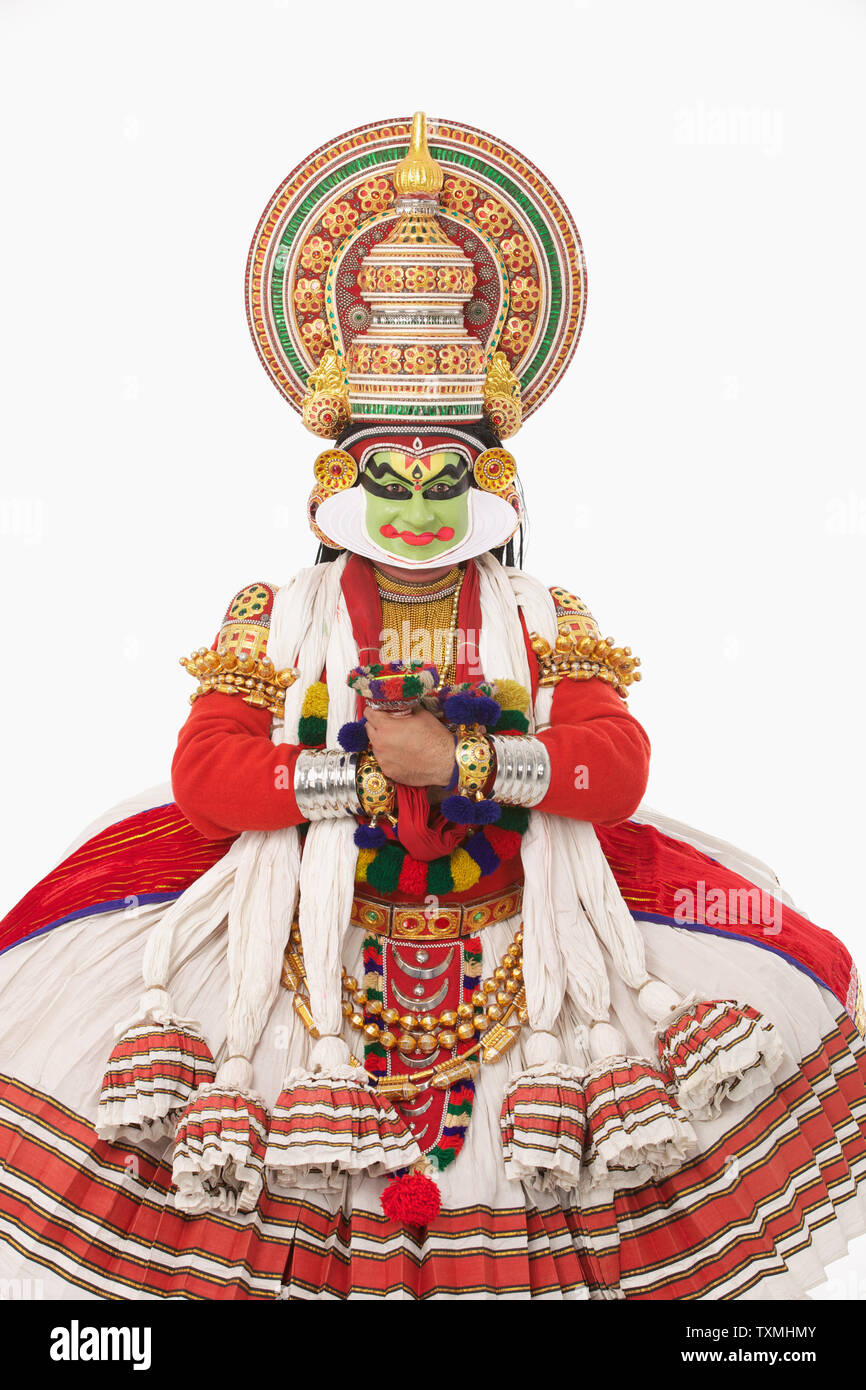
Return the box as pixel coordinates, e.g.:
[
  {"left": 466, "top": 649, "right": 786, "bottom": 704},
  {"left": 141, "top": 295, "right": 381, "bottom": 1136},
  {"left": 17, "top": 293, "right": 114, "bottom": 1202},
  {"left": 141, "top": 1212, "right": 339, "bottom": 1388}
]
[
  {"left": 489, "top": 735, "right": 551, "bottom": 808},
  {"left": 294, "top": 748, "right": 361, "bottom": 820}
]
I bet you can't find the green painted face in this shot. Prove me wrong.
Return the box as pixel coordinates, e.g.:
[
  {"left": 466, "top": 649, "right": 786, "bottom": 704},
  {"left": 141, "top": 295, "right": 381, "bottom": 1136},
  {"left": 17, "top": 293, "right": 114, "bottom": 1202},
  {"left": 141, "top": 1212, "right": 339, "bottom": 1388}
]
[{"left": 362, "top": 449, "right": 470, "bottom": 562}]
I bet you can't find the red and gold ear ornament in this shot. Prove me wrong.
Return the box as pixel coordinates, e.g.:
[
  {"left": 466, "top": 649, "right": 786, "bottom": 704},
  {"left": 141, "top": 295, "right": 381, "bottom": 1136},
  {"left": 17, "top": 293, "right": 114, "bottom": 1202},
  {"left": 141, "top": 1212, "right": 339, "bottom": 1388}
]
[
  {"left": 308, "top": 449, "right": 358, "bottom": 547},
  {"left": 473, "top": 448, "right": 517, "bottom": 494},
  {"left": 473, "top": 448, "right": 521, "bottom": 523}
]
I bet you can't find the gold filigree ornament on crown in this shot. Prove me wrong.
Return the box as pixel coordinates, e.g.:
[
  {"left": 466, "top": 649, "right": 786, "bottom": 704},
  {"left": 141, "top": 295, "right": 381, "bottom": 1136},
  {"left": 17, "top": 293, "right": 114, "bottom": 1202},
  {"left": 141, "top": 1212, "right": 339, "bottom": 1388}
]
[
  {"left": 246, "top": 112, "right": 586, "bottom": 440},
  {"left": 301, "top": 351, "right": 351, "bottom": 440},
  {"left": 482, "top": 354, "right": 522, "bottom": 440}
]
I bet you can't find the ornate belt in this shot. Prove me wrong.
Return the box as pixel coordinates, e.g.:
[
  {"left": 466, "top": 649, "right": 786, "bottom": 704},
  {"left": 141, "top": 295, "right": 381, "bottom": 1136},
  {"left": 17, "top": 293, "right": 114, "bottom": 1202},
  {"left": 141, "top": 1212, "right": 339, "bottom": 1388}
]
[{"left": 350, "top": 885, "right": 523, "bottom": 940}]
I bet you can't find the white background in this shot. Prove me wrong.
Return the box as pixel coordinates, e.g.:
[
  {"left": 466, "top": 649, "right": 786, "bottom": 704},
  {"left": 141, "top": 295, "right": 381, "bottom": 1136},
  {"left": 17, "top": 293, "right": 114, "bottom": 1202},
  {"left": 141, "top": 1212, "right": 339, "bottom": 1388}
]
[{"left": 1, "top": 0, "right": 864, "bottom": 1295}]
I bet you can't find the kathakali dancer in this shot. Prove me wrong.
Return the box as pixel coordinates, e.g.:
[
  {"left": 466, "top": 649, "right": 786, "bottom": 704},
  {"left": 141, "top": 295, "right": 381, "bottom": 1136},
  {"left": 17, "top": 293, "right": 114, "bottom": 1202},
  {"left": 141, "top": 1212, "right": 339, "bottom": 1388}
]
[{"left": 1, "top": 113, "right": 865, "bottom": 1301}]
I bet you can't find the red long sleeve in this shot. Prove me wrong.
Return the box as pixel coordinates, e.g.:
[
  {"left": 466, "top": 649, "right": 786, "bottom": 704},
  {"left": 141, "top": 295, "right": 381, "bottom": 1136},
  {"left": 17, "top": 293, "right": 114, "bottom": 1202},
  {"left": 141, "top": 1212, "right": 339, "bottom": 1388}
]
[
  {"left": 172, "top": 674, "right": 650, "bottom": 843},
  {"left": 171, "top": 694, "right": 305, "bottom": 839},
  {"left": 535, "top": 677, "right": 650, "bottom": 825}
]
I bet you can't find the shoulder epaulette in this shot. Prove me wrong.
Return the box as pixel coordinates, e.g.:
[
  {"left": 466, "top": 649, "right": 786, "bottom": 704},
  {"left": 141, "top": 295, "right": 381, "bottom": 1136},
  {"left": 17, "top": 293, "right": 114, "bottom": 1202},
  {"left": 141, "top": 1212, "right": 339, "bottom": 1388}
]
[
  {"left": 549, "top": 585, "right": 602, "bottom": 643},
  {"left": 180, "top": 582, "right": 296, "bottom": 718},
  {"left": 528, "top": 585, "right": 642, "bottom": 700},
  {"left": 216, "top": 582, "right": 277, "bottom": 663}
]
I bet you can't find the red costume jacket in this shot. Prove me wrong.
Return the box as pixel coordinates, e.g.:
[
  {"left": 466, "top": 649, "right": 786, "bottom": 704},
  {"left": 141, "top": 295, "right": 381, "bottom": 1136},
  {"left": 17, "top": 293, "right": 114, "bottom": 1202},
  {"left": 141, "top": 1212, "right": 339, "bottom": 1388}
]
[{"left": 172, "top": 560, "right": 650, "bottom": 915}]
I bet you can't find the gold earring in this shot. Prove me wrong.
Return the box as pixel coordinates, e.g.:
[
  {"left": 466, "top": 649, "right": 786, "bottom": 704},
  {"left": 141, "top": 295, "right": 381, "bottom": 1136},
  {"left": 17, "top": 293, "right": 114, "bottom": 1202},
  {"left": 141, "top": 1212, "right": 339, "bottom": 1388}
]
[
  {"left": 307, "top": 450, "right": 356, "bottom": 548},
  {"left": 307, "top": 487, "right": 342, "bottom": 549},
  {"left": 473, "top": 448, "right": 517, "bottom": 494},
  {"left": 312, "top": 449, "right": 358, "bottom": 493}
]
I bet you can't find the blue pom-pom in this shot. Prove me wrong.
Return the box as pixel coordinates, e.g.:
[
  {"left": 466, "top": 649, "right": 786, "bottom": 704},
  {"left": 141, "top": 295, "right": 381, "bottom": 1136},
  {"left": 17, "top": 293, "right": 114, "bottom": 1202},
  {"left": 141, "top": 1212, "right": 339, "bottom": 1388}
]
[
  {"left": 338, "top": 719, "right": 369, "bottom": 752},
  {"left": 441, "top": 794, "right": 480, "bottom": 825},
  {"left": 465, "top": 831, "right": 500, "bottom": 876},
  {"left": 354, "top": 823, "right": 387, "bottom": 849},
  {"left": 442, "top": 692, "right": 478, "bottom": 725},
  {"left": 473, "top": 695, "right": 502, "bottom": 729},
  {"left": 472, "top": 798, "right": 502, "bottom": 825}
]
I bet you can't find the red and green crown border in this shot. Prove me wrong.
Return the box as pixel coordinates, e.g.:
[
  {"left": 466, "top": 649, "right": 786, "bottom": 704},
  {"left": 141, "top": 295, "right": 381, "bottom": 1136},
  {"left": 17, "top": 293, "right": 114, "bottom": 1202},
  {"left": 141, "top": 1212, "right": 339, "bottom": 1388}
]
[{"left": 245, "top": 116, "right": 586, "bottom": 425}]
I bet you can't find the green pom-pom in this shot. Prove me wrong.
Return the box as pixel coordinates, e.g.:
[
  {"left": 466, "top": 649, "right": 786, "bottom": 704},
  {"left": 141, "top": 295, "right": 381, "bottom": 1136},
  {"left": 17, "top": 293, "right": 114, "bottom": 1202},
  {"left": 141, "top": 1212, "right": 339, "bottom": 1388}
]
[
  {"left": 427, "top": 856, "right": 455, "bottom": 895},
  {"left": 448, "top": 1095, "right": 474, "bottom": 1116},
  {"left": 498, "top": 805, "right": 531, "bottom": 834},
  {"left": 402, "top": 674, "right": 423, "bottom": 696},
  {"left": 493, "top": 710, "right": 529, "bottom": 734},
  {"left": 297, "top": 715, "right": 327, "bottom": 746},
  {"left": 366, "top": 842, "right": 405, "bottom": 894}
]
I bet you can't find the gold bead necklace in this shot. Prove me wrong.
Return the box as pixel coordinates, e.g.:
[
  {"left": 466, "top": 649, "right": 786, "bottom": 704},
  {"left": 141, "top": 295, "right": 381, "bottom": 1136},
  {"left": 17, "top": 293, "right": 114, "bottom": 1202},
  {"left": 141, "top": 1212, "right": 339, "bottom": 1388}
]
[
  {"left": 375, "top": 565, "right": 465, "bottom": 684},
  {"left": 282, "top": 923, "right": 528, "bottom": 1090}
]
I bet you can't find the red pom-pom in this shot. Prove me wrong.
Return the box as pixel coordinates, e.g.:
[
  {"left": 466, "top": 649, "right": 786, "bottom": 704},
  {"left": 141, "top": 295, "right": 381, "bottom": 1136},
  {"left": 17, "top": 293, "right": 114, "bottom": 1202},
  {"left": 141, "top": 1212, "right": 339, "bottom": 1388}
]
[
  {"left": 485, "top": 827, "right": 523, "bottom": 861},
  {"left": 381, "top": 1171, "right": 441, "bottom": 1227},
  {"left": 397, "top": 856, "right": 429, "bottom": 896}
]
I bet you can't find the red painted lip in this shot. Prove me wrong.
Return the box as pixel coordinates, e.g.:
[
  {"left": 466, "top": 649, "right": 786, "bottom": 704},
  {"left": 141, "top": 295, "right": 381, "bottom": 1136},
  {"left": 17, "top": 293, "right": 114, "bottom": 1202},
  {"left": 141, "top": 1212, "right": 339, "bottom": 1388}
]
[{"left": 379, "top": 525, "right": 455, "bottom": 546}]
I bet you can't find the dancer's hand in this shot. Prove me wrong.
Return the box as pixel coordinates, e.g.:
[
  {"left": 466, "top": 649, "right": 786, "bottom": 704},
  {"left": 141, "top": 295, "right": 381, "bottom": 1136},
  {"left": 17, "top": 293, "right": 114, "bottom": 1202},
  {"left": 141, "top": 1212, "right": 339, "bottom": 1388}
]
[{"left": 364, "top": 706, "right": 454, "bottom": 788}]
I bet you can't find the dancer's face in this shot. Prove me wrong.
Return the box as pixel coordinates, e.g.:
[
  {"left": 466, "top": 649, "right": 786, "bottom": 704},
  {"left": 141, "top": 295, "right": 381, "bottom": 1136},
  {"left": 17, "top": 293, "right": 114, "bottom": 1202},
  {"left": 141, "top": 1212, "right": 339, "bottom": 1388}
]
[{"left": 361, "top": 448, "right": 470, "bottom": 562}]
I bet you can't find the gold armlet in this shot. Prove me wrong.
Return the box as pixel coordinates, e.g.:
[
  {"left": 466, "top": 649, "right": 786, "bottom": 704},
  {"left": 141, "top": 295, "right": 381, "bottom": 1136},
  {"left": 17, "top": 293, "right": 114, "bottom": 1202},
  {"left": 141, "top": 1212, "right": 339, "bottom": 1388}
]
[
  {"left": 529, "top": 631, "right": 641, "bottom": 699},
  {"left": 180, "top": 648, "right": 297, "bottom": 718}
]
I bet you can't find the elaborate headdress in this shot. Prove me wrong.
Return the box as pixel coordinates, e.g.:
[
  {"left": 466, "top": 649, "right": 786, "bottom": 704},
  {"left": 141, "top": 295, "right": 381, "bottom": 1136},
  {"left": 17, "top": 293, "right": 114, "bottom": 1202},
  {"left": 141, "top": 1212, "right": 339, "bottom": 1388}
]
[{"left": 245, "top": 113, "right": 587, "bottom": 561}]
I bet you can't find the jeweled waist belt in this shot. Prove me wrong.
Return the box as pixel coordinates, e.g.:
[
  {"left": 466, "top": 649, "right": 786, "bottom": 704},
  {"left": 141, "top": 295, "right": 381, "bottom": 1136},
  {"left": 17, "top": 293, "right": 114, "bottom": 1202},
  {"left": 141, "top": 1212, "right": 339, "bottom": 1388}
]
[{"left": 351, "top": 885, "right": 523, "bottom": 940}]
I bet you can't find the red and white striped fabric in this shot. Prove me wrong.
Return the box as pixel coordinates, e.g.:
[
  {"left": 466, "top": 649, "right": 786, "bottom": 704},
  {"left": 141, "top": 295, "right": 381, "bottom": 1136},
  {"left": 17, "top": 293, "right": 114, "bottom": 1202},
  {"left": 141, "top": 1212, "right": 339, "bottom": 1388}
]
[
  {"left": 265, "top": 1068, "right": 421, "bottom": 1189},
  {"left": 1, "top": 1001, "right": 864, "bottom": 1298},
  {"left": 500, "top": 1069, "right": 586, "bottom": 1192},
  {"left": 173, "top": 1087, "right": 269, "bottom": 1215},
  {"left": 657, "top": 999, "right": 786, "bottom": 1120},
  {"left": 582, "top": 1059, "right": 697, "bottom": 1189},
  {"left": 97, "top": 1019, "right": 215, "bottom": 1142},
  {"left": 1, "top": 791, "right": 865, "bottom": 1299}
]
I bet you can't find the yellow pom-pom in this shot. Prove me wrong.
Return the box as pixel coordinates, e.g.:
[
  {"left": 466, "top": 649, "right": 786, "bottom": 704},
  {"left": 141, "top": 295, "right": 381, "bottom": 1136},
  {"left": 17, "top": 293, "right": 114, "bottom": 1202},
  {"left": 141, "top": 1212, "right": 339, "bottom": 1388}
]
[
  {"left": 450, "top": 848, "right": 482, "bottom": 892},
  {"left": 355, "top": 847, "right": 376, "bottom": 883},
  {"left": 491, "top": 679, "right": 530, "bottom": 715},
  {"left": 301, "top": 681, "right": 330, "bottom": 719}
]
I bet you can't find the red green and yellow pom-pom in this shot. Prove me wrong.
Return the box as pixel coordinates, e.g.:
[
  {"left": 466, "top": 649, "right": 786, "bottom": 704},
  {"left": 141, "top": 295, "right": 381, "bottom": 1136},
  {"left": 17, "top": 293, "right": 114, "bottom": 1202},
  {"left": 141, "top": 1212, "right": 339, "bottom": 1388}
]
[
  {"left": 450, "top": 847, "right": 482, "bottom": 892},
  {"left": 300, "top": 681, "right": 329, "bottom": 720},
  {"left": 366, "top": 842, "right": 405, "bottom": 894},
  {"left": 298, "top": 714, "right": 327, "bottom": 746},
  {"left": 485, "top": 827, "right": 523, "bottom": 861},
  {"left": 355, "top": 847, "right": 375, "bottom": 882},
  {"left": 427, "top": 856, "right": 454, "bottom": 895},
  {"left": 397, "top": 856, "right": 429, "bottom": 896},
  {"left": 381, "top": 1170, "right": 441, "bottom": 1227}
]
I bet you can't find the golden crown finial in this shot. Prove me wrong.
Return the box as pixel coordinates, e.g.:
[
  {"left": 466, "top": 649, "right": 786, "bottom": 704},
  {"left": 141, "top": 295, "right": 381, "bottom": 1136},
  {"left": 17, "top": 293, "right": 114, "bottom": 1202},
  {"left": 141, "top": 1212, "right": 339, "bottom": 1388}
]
[{"left": 392, "top": 112, "right": 444, "bottom": 198}]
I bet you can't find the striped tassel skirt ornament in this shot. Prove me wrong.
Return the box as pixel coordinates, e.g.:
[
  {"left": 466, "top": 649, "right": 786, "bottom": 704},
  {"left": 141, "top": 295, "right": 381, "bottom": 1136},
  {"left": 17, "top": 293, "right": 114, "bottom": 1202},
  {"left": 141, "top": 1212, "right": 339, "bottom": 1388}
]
[{"left": 96, "top": 1016, "right": 216, "bottom": 1144}]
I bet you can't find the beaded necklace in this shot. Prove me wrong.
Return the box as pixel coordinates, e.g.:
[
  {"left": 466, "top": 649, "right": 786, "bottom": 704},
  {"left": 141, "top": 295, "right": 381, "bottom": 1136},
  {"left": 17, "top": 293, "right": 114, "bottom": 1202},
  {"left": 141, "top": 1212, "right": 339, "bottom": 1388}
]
[{"left": 374, "top": 565, "right": 464, "bottom": 684}]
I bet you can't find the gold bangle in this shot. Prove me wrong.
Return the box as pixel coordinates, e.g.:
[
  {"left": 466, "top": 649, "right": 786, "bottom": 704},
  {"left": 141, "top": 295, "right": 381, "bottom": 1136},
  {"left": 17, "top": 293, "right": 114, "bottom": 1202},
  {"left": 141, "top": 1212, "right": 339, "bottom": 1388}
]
[
  {"left": 454, "top": 730, "right": 494, "bottom": 800},
  {"left": 356, "top": 750, "right": 396, "bottom": 819}
]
